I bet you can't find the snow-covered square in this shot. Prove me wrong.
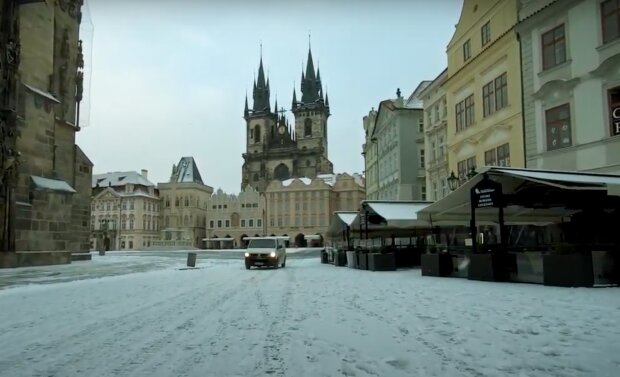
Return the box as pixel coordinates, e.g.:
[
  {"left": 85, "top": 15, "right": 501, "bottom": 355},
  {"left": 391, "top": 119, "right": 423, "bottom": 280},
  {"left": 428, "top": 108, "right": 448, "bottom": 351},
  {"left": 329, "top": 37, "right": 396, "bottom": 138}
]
[{"left": 0, "top": 251, "right": 619, "bottom": 377}]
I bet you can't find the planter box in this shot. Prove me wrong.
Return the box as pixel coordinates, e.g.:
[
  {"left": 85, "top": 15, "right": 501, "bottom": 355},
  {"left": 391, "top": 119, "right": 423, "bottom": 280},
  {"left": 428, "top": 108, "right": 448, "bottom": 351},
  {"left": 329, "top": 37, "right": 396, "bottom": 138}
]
[
  {"left": 320, "top": 250, "right": 328, "bottom": 264},
  {"left": 467, "top": 254, "right": 510, "bottom": 282},
  {"left": 395, "top": 248, "right": 421, "bottom": 268},
  {"left": 368, "top": 253, "right": 396, "bottom": 271},
  {"left": 334, "top": 251, "right": 347, "bottom": 267},
  {"left": 451, "top": 255, "right": 468, "bottom": 278},
  {"left": 358, "top": 253, "right": 369, "bottom": 270},
  {"left": 346, "top": 251, "right": 356, "bottom": 268},
  {"left": 543, "top": 253, "right": 594, "bottom": 287},
  {"left": 513, "top": 252, "right": 544, "bottom": 284},
  {"left": 421, "top": 253, "right": 453, "bottom": 277}
]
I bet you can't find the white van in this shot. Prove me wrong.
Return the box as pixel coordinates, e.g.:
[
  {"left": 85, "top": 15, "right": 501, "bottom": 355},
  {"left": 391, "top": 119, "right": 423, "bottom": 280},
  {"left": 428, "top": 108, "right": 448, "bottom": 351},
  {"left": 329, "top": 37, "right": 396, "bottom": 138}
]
[{"left": 244, "top": 237, "right": 287, "bottom": 269}]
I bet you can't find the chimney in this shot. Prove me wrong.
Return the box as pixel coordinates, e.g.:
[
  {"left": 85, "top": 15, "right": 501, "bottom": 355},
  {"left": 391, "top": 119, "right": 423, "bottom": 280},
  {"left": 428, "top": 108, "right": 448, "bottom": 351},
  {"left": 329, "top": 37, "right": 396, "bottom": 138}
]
[{"left": 141, "top": 169, "right": 148, "bottom": 179}]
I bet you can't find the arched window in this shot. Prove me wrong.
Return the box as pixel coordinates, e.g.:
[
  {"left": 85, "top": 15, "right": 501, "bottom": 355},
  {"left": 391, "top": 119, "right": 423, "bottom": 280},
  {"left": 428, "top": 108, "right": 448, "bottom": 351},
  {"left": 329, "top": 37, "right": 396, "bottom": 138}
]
[
  {"left": 175, "top": 197, "right": 179, "bottom": 207},
  {"left": 254, "top": 125, "right": 261, "bottom": 143},
  {"left": 274, "top": 163, "right": 290, "bottom": 181},
  {"left": 185, "top": 197, "right": 189, "bottom": 206},
  {"left": 304, "top": 118, "right": 312, "bottom": 136}
]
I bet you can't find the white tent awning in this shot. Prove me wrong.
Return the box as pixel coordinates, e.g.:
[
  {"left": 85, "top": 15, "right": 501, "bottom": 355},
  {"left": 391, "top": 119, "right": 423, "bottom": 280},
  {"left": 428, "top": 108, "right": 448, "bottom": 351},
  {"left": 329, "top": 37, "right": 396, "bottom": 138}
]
[{"left": 336, "top": 211, "right": 358, "bottom": 226}]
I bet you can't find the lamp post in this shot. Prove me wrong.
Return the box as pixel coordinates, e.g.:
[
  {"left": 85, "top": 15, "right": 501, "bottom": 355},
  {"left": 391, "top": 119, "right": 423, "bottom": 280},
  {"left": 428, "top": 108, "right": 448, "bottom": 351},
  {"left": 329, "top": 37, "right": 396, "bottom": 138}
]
[{"left": 447, "top": 171, "right": 459, "bottom": 191}]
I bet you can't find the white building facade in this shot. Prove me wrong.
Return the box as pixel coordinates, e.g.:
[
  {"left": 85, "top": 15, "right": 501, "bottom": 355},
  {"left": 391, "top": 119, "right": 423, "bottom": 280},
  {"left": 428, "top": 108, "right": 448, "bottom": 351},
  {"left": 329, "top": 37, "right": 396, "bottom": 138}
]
[
  {"left": 518, "top": 0, "right": 620, "bottom": 173},
  {"left": 420, "top": 69, "right": 450, "bottom": 201}
]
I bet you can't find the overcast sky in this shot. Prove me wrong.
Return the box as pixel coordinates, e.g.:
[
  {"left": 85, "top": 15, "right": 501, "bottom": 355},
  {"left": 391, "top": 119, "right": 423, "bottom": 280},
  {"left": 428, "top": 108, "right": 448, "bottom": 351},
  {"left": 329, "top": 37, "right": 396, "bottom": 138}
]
[{"left": 76, "top": 0, "right": 462, "bottom": 193}]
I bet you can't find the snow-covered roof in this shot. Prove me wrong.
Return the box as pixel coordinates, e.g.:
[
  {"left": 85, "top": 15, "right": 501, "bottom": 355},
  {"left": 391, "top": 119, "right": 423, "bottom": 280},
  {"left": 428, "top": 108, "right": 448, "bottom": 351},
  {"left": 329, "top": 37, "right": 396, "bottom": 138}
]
[
  {"left": 282, "top": 177, "right": 312, "bottom": 186},
  {"left": 317, "top": 174, "right": 336, "bottom": 186},
  {"left": 405, "top": 80, "right": 433, "bottom": 109},
  {"left": 170, "top": 157, "right": 204, "bottom": 185},
  {"left": 31, "top": 176, "right": 76, "bottom": 193},
  {"left": 23, "top": 83, "right": 60, "bottom": 103},
  {"left": 93, "top": 171, "right": 154, "bottom": 188}
]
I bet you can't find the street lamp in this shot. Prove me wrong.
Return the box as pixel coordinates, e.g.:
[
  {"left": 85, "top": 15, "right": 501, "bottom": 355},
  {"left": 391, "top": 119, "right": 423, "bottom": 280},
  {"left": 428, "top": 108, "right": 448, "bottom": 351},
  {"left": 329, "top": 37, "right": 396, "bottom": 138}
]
[
  {"left": 447, "top": 171, "right": 459, "bottom": 191},
  {"left": 467, "top": 167, "right": 478, "bottom": 180}
]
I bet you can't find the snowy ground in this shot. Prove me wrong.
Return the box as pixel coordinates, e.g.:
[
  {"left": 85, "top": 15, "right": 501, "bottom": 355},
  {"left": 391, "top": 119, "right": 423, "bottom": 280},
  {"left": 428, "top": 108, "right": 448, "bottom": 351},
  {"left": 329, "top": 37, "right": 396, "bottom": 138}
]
[{"left": 0, "top": 253, "right": 619, "bottom": 377}]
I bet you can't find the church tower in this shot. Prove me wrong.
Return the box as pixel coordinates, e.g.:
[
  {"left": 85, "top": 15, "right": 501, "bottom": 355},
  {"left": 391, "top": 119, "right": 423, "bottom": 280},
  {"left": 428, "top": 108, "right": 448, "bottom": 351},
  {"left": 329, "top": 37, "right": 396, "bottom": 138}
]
[
  {"left": 292, "top": 45, "right": 333, "bottom": 177},
  {"left": 241, "top": 43, "right": 333, "bottom": 193}
]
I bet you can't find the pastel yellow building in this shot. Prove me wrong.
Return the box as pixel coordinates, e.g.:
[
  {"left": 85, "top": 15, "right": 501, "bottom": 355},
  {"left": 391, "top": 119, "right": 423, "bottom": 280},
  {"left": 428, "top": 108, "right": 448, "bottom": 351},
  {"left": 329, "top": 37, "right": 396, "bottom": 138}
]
[{"left": 445, "top": 0, "right": 523, "bottom": 184}]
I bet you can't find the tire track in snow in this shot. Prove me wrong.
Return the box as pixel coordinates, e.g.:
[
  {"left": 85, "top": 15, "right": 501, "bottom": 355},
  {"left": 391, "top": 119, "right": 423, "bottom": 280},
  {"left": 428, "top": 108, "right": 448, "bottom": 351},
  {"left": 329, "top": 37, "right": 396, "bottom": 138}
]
[
  {"left": 253, "top": 267, "right": 295, "bottom": 376},
  {"left": 1, "top": 270, "right": 256, "bottom": 377},
  {"left": 343, "top": 293, "right": 483, "bottom": 377}
]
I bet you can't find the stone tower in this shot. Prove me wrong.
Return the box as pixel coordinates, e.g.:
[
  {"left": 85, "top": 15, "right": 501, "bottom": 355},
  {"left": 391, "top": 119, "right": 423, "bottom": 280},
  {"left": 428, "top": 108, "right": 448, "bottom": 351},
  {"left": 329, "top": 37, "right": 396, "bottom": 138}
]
[
  {"left": 241, "top": 45, "right": 333, "bottom": 193},
  {"left": 292, "top": 46, "right": 332, "bottom": 178}
]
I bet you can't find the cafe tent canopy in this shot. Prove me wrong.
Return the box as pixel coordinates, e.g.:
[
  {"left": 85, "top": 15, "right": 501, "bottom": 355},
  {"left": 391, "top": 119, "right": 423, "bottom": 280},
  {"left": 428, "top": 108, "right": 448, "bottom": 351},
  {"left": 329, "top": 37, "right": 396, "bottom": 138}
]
[
  {"left": 326, "top": 211, "right": 359, "bottom": 238},
  {"left": 350, "top": 201, "right": 434, "bottom": 236},
  {"left": 419, "top": 166, "right": 620, "bottom": 225}
]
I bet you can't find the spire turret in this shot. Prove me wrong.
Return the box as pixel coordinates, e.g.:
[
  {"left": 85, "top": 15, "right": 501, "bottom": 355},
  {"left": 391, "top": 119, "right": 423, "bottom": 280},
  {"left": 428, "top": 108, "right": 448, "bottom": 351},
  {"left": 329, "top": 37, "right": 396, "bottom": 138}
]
[
  {"left": 244, "top": 92, "right": 249, "bottom": 119},
  {"left": 300, "top": 45, "right": 321, "bottom": 104},
  {"left": 252, "top": 52, "right": 271, "bottom": 113}
]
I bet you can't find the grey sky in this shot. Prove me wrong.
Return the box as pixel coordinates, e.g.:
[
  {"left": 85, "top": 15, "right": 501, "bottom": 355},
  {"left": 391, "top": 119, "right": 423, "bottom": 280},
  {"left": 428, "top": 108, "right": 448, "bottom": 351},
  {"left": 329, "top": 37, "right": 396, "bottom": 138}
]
[{"left": 77, "top": 0, "right": 462, "bottom": 193}]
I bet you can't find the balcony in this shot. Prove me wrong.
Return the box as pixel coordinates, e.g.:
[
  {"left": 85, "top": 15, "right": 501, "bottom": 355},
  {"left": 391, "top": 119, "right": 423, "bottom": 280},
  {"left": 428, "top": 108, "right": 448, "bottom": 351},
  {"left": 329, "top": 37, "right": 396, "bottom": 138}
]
[{"left": 426, "top": 154, "right": 447, "bottom": 171}]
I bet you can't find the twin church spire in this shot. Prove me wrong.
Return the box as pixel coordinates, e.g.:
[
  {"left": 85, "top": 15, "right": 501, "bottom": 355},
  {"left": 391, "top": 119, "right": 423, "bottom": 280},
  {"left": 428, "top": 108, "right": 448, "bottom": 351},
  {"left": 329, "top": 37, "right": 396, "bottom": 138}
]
[{"left": 244, "top": 43, "right": 330, "bottom": 119}]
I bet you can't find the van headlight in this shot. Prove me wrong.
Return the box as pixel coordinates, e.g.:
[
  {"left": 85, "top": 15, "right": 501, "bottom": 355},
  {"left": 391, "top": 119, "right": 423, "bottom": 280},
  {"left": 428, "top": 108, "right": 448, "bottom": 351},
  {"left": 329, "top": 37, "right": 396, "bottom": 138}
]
[
  {"left": 244, "top": 252, "right": 250, "bottom": 257},
  {"left": 270, "top": 251, "right": 276, "bottom": 258}
]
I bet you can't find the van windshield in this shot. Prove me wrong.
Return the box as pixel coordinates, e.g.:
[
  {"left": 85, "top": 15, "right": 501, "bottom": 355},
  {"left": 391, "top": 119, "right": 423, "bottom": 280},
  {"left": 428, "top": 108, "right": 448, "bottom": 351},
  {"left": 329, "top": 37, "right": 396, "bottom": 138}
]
[{"left": 247, "top": 239, "right": 276, "bottom": 249}]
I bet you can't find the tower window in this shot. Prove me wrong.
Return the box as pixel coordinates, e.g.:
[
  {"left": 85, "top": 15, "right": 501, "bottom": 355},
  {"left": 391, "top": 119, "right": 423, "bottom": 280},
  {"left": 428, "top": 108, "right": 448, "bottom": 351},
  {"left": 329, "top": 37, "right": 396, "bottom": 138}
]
[
  {"left": 304, "top": 118, "right": 312, "bottom": 136},
  {"left": 254, "top": 125, "right": 261, "bottom": 143}
]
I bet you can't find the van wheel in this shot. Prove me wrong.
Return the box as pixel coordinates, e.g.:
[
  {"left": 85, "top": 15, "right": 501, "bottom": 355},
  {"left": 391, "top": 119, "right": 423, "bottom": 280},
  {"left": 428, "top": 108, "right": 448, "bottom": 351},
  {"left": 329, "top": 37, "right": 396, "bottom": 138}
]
[{"left": 281, "top": 257, "right": 286, "bottom": 268}]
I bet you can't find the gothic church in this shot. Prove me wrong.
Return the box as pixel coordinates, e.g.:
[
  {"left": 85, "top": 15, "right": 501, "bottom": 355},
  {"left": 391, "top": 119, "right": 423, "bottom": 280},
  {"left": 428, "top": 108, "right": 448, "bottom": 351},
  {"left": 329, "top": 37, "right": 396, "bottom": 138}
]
[{"left": 241, "top": 46, "right": 333, "bottom": 192}]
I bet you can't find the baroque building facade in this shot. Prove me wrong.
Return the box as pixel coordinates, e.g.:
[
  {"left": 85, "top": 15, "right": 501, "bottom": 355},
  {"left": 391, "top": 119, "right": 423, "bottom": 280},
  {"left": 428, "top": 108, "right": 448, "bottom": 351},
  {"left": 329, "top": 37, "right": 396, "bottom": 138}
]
[
  {"left": 204, "top": 186, "right": 265, "bottom": 249},
  {"left": 8, "top": 0, "right": 92, "bottom": 256},
  {"left": 445, "top": 0, "right": 523, "bottom": 185},
  {"left": 517, "top": 0, "right": 620, "bottom": 174},
  {"left": 90, "top": 170, "right": 161, "bottom": 251},
  {"left": 365, "top": 85, "right": 428, "bottom": 200},
  {"left": 241, "top": 47, "right": 333, "bottom": 193},
  {"left": 157, "top": 157, "right": 213, "bottom": 249},
  {"left": 264, "top": 173, "right": 365, "bottom": 246},
  {"left": 420, "top": 69, "right": 450, "bottom": 201},
  {"left": 362, "top": 108, "right": 378, "bottom": 200}
]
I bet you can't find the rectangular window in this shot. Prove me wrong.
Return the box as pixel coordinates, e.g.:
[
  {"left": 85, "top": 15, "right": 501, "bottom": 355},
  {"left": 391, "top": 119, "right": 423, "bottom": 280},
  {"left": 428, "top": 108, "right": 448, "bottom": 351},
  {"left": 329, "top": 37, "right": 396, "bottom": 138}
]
[
  {"left": 465, "top": 95, "right": 475, "bottom": 128},
  {"left": 542, "top": 24, "right": 566, "bottom": 70},
  {"left": 419, "top": 149, "right": 425, "bottom": 168},
  {"left": 432, "top": 181, "right": 438, "bottom": 201},
  {"left": 457, "top": 157, "right": 477, "bottom": 182},
  {"left": 129, "top": 219, "right": 134, "bottom": 230},
  {"left": 129, "top": 241, "right": 133, "bottom": 249},
  {"left": 482, "top": 81, "right": 495, "bottom": 117},
  {"left": 209, "top": 220, "right": 214, "bottom": 228},
  {"left": 494, "top": 73, "right": 508, "bottom": 111},
  {"left": 455, "top": 101, "right": 465, "bottom": 131},
  {"left": 217, "top": 220, "right": 222, "bottom": 228},
  {"left": 270, "top": 218, "right": 275, "bottom": 226},
  {"left": 249, "top": 219, "right": 254, "bottom": 227},
  {"left": 421, "top": 186, "right": 427, "bottom": 201},
  {"left": 241, "top": 219, "right": 246, "bottom": 227},
  {"left": 485, "top": 148, "right": 497, "bottom": 166},
  {"left": 129, "top": 201, "right": 134, "bottom": 210},
  {"left": 225, "top": 220, "right": 230, "bottom": 228},
  {"left": 257, "top": 219, "right": 262, "bottom": 227},
  {"left": 463, "top": 39, "right": 471, "bottom": 61},
  {"left": 497, "top": 143, "right": 511, "bottom": 166},
  {"left": 278, "top": 217, "right": 283, "bottom": 227},
  {"left": 610, "top": 87, "right": 620, "bottom": 136},
  {"left": 121, "top": 241, "right": 126, "bottom": 249},
  {"left": 545, "top": 104, "right": 572, "bottom": 150},
  {"left": 602, "top": 0, "right": 620, "bottom": 44},
  {"left": 481, "top": 21, "right": 491, "bottom": 46}
]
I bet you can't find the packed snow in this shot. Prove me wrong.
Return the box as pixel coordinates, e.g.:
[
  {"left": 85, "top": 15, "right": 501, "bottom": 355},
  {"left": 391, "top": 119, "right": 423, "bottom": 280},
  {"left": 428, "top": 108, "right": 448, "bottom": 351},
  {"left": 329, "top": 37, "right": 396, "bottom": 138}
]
[{"left": 0, "top": 252, "right": 619, "bottom": 377}]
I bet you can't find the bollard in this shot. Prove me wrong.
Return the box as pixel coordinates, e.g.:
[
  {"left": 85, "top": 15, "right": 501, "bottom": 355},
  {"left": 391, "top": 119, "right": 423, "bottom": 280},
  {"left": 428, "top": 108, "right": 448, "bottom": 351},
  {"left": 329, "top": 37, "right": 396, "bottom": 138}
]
[{"left": 187, "top": 252, "right": 197, "bottom": 267}]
